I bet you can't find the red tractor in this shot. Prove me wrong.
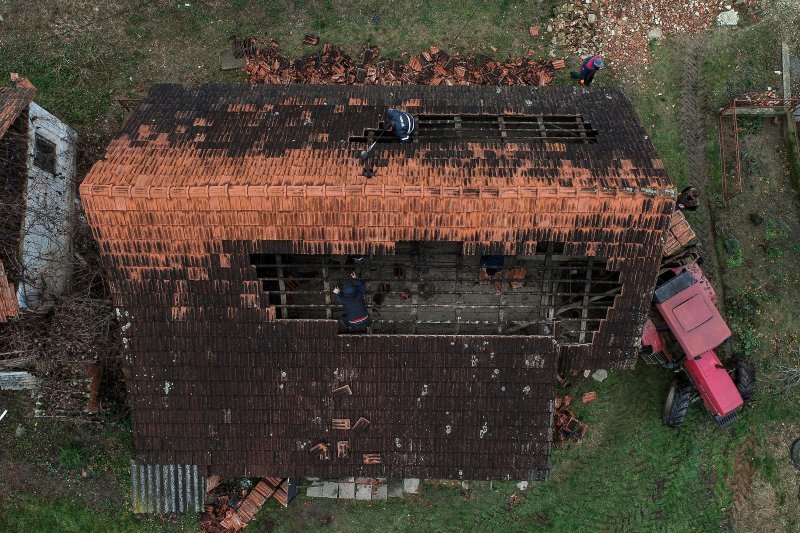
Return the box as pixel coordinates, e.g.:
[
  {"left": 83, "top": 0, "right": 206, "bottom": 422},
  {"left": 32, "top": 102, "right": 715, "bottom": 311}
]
[{"left": 640, "top": 211, "right": 755, "bottom": 428}]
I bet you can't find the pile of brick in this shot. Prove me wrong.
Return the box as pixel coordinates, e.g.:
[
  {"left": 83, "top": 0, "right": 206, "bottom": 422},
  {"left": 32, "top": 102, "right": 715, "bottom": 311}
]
[
  {"left": 552, "top": 395, "right": 588, "bottom": 444},
  {"left": 201, "top": 478, "right": 293, "bottom": 532},
  {"left": 236, "top": 37, "right": 561, "bottom": 87}
]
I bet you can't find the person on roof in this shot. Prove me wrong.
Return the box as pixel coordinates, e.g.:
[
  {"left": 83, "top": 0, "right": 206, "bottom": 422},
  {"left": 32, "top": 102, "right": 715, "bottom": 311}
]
[
  {"left": 334, "top": 272, "right": 372, "bottom": 331},
  {"left": 385, "top": 109, "right": 416, "bottom": 142},
  {"left": 570, "top": 54, "right": 604, "bottom": 86}
]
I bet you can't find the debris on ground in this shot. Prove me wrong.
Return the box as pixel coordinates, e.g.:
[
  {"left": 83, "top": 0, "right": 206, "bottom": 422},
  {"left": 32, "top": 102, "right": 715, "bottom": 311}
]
[
  {"left": 234, "top": 37, "right": 558, "bottom": 87},
  {"left": 547, "top": 1, "right": 758, "bottom": 74},
  {"left": 582, "top": 391, "right": 598, "bottom": 404},
  {"left": 591, "top": 369, "right": 608, "bottom": 382},
  {"left": 201, "top": 477, "right": 294, "bottom": 532},
  {"left": 506, "top": 492, "right": 521, "bottom": 510},
  {"left": 553, "top": 395, "right": 589, "bottom": 443},
  {"left": 302, "top": 33, "right": 320, "bottom": 46}
]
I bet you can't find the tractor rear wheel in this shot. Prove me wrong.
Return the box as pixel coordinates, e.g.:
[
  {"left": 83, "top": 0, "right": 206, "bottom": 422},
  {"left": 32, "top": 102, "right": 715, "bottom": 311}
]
[
  {"left": 663, "top": 379, "right": 692, "bottom": 428},
  {"left": 734, "top": 360, "right": 756, "bottom": 405}
]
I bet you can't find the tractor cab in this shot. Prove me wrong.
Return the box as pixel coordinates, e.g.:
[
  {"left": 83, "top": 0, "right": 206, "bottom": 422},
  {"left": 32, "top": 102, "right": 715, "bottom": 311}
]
[{"left": 653, "top": 268, "right": 731, "bottom": 358}]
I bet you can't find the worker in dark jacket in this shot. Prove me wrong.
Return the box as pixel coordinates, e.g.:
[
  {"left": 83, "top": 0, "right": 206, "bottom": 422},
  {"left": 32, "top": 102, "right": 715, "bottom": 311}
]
[
  {"left": 334, "top": 272, "right": 372, "bottom": 331},
  {"left": 385, "top": 109, "right": 416, "bottom": 142},
  {"left": 570, "top": 55, "right": 604, "bottom": 86}
]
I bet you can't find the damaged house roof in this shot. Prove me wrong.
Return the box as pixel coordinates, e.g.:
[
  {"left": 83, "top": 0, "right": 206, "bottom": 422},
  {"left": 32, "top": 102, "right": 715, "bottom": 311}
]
[
  {"left": 0, "top": 83, "right": 37, "bottom": 322},
  {"left": 81, "top": 84, "right": 674, "bottom": 480}
]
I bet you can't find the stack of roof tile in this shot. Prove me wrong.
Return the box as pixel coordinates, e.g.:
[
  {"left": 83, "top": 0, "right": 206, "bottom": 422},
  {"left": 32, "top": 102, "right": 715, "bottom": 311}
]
[
  {"left": 238, "top": 38, "right": 556, "bottom": 87},
  {"left": 662, "top": 210, "right": 696, "bottom": 257},
  {"left": 0, "top": 82, "right": 35, "bottom": 139},
  {"left": 211, "top": 478, "right": 292, "bottom": 531},
  {"left": 552, "top": 395, "right": 588, "bottom": 443}
]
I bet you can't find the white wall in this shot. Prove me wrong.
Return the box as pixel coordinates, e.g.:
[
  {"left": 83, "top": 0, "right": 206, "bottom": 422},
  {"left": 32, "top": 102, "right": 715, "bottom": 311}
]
[{"left": 17, "top": 102, "right": 78, "bottom": 311}]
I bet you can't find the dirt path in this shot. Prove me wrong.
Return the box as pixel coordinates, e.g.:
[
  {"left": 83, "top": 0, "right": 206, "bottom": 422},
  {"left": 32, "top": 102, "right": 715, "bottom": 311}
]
[
  {"left": 678, "top": 37, "right": 725, "bottom": 301},
  {"left": 728, "top": 435, "right": 757, "bottom": 523}
]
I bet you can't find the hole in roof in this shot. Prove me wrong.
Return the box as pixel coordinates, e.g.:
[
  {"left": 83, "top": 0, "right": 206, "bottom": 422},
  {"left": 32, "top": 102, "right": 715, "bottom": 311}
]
[
  {"left": 348, "top": 114, "right": 598, "bottom": 144},
  {"left": 249, "top": 241, "right": 620, "bottom": 341}
]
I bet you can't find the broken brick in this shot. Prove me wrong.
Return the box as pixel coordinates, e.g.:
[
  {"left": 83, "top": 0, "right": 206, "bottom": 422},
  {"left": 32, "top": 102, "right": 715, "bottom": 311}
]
[
  {"left": 529, "top": 26, "right": 539, "bottom": 36},
  {"left": 582, "top": 391, "right": 597, "bottom": 404},
  {"left": 553, "top": 395, "right": 588, "bottom": 444},
  {"left": 309, "top": 442, "right": 330, "bottom": 460},
  {"left": 363, "top": 453, "right": 381, "bottom": 465},
  {"left": 337, "top": 440, "right": 349, "bottom": 458},
  {"left": 332, "top": 418, "right": 351, "bottom": 430},
  {"left": 408, "top": 56, "right": 423, "bottom": 72},
  {"left": 332, "top": 384, "right": 352, "bottom": 397},
  {"left": 352, "top": 417, "right": 371, "bottom": 431},
  {"left": 552, "top": 59, "right": 566, "bottom": 69}
]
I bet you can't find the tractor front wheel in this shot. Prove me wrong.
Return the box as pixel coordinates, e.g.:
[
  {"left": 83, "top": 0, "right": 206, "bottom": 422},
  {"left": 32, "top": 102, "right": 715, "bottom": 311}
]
[
  {"left": 663, "top": 379, "right": 692, "bottom": 428},
  {"left": 735, "top": 360, "right": 756, "bottom": 405}
]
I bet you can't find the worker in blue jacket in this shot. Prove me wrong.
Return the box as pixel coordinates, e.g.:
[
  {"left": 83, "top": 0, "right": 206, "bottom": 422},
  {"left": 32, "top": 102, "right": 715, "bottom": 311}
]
[
  {"left": 334, "top": 272, "right": 372, "bottom": 331},
  {"left": 570, "top": 55, "right": 604, "bottom": 86},
  {"left": 385, "top": 109, "right": 416, "bottom": 142}
]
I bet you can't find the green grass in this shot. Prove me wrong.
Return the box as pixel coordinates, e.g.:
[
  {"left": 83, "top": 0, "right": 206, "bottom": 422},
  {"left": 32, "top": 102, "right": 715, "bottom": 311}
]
[
  {"left": 0, "top": 496, "right": 196, "bottom": 533},
  {"left": 764, "top": 219, "right": 790, "bottom": 241},
  {"left": 627, "top": 38, "right": 690, "bottom": 189},
  {"left": 0, "top": 41, "right": 114, "bottom": 127},
  {"left": 703, "top": 24, "right": 782, "bottom": 111}
]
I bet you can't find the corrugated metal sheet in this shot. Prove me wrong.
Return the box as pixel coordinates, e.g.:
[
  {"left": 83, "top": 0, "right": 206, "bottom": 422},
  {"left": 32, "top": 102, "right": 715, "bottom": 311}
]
[
  {"left": 130, "top": 461, "right": 205, "bottom": 514},
  {"left": 0, "top": 371, "right": 38, "bottom": 390}
]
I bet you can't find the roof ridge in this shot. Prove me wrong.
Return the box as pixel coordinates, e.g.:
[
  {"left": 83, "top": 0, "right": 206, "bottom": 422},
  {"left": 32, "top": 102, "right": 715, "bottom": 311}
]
[{"left": 80, "top": 182, "right": 675, "bottom": 200}]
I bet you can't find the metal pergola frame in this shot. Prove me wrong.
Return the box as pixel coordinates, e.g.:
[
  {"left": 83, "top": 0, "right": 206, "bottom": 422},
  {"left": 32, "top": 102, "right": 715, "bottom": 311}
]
[{"left": 718, "top": 97, "right": 800, "bottom": 202}]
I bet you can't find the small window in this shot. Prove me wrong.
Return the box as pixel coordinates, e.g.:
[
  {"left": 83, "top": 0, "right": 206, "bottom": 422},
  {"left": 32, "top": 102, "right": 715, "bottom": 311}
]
[{"left": 34, "top": 134, "right": 56, "bottom": 174}]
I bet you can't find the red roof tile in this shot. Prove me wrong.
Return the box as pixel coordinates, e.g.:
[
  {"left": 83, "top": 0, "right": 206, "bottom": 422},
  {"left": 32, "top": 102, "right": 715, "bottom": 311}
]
[
  {"left": 0, "top": 261, "right": 17, "bottom": 322},
  {"left": 0, "top": 75, "right": 36, "bottom": 140}
]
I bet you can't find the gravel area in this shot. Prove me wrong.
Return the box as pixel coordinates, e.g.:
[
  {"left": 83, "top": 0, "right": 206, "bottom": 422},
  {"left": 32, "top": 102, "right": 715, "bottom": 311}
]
[{"left": 546, "top": 0, "right": 759, "bottom": 74}]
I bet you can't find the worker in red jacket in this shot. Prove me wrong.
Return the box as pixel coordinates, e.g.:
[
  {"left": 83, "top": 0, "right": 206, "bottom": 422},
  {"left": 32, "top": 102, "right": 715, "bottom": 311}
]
[{"left": 570, "top": 55, "right": 604, "bottom": 86}]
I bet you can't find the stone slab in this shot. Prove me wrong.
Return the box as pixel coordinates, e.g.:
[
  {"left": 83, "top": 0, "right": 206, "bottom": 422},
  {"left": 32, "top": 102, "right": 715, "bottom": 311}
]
[
  {"left": 338, "top": 482, "right": 355, "bottom": 499},
  {"left": 305, "top": 481, "right": 324, "bottom": 498},
  {"left": 372, "top": 484, "right": 388, "bottom": 500},
  {"left": 355, "top": 483, "right": 372, "bottom": 500},
  {"left": 321, "top": 481, "right": 339, "bottom": 499},
  {"left": 403, "top": 478, "right": 420, "bottom": 494}
]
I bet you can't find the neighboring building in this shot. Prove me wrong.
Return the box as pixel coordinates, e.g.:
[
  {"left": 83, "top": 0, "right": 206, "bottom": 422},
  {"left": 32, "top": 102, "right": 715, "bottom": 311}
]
[
  {"left": 81, "top": 84, "right": 674, "bottom": 484},
  {"left": 0, "top": 74, "right": 78, "bottom": 322}
]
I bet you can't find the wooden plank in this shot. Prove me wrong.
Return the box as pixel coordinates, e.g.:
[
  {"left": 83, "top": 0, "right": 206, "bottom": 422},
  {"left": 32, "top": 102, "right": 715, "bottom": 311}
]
[
  {"left": 497, "top": 116, "right": 507, "bottom": 142},
  {"left": 275, "top": 254, "right": 288, "bottom": 319},
  {"left": 455, "top": 252, "right": 463, "bottom": 335},
  {"left": 321, "top": 256, "right": 332, "bottom": 319},
  {"left": 578, "top": 258, "right": 593, "bottom": 343},
  {"left": 782, "top": 41, "right": 791, "bottom": 99}
]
